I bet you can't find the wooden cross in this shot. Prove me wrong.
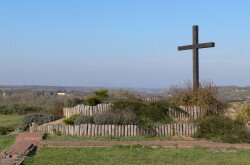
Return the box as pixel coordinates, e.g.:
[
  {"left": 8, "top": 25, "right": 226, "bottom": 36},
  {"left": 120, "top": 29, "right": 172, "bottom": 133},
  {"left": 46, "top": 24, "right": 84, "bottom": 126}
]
[{"left": 178, "top": 25, "right": 215, "bottom": 91}]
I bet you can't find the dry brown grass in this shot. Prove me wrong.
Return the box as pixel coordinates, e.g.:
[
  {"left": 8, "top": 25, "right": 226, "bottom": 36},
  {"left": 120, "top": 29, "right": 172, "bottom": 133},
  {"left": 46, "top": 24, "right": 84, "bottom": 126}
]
[{"left": 168, "top": 81, "right": 224, "bottom": 115}]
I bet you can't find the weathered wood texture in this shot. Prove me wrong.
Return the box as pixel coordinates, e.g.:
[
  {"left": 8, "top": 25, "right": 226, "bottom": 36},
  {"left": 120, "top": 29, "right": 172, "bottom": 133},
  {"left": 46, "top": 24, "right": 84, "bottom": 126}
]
[
  {"left": 63, "top": 103, "right": 112, "bottom": 118},
  {"left": 63, "top": 103, "right": 206, "bottom": 119},
  {"left": 178, "top": 42, "right": 215, "bottom": 51},
  {"left": 193, "top": 25, "right": 199, "bottom": 91},
  {"left": 30, "top": 123, "right": 197, "bottom": 137},
  {"left": 178, "top": 25, "right": 215, "bottom": 91}
]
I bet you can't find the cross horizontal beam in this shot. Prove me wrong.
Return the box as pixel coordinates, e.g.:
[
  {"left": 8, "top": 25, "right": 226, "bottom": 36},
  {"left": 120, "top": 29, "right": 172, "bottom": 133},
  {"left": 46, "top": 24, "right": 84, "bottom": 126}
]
[{"left": 178, "top": 42, "right": 215, "bottom": 51}]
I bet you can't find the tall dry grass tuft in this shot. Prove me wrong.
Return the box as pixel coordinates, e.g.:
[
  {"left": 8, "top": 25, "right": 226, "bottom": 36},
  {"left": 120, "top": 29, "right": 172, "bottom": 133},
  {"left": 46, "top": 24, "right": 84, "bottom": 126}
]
[{"left": 168, "top": 81, "right": 224, "bottom": 115}]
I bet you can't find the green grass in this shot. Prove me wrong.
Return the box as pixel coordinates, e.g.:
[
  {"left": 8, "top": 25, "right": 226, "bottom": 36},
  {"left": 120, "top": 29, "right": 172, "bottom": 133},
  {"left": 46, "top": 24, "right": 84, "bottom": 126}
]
[
  {"left": 24, "top": 146, "right": 250, "bottom": 165},
  {"left": 0, "top": 135, "right": 15, "bottom": 153},
  {"left": 46, "top": 134, "right": 189, "bottom": 141},
  {"left": 0, "top": 115, "right": 23, "bottom": 130}
]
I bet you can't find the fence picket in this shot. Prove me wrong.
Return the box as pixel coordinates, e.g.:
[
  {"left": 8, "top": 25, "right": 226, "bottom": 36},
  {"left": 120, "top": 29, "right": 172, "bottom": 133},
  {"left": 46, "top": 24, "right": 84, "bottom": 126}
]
[
  {"left": 30, "top": 123, "right": 197, "bottom": 137},
  {"left": 63, "top": 104, "right": 207, "bottom": 119}
]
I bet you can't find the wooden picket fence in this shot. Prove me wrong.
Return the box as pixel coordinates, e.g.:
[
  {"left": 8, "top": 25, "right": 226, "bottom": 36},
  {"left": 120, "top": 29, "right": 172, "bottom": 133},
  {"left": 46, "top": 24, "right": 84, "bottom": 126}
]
[
  {"left": 30, "top": 123, "right": 197, "bottom": 137},
  {"left": 63, "top": 103, "right": 206, "bottom": 119},
  {"left": 169, "top": 106, "right": 206, "bottom": 119},
  {"left": 63, "top": 103, "right": 112, "bottom": 118}
]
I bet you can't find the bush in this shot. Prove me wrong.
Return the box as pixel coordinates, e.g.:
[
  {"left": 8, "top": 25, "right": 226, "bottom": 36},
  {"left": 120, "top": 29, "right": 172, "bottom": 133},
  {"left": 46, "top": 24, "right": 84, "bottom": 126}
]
[
  {"left": 52, "top": 129, "right": 62, "bottom": 136},
  {"left": 72, "top": 112, "right": 139, "bottom": 125},
  {"left": 94, "top": 89, "right": 109, "bottom": 98},
  {"left": 111, "top": 99, "right": 178, "bottom": 126},
  {"left": 93, "top": 112, "right": 122, "bottom": 125},
  {"left": 236, "top": 104, "right": 250, "bottom": 124},
  {"left": 74, "top": 115, "right": 94, "bottom": 125},
  {"left": 65, "top": 98, "right": 85, "bottom": 108},
  {"left": 0, "top": 126, "right": 11, "bottom": 135},
  {"left": 72, "top": 99, "right": 179, "bottom": 126},
  {"left": 70, "top": 99, "right": 182, "bottom": 126},
  {"left": 63, "top": 115, "right": 79, "bottom": 125},
  {"left": 48, "top": 102, "right": 64, "bottom": 118},
  {"left": 169, "top": 81, "right": 224, "bottom": 115},
  {"left": 121, "top": 111, "right": 139, "bottom": 125},
  {"left": 84, "top": 97, "right": 101, "bottom": 106},
  {"left": 194, "top": 115, "right": 250, "bottom": 143},
  {"left": 0, "top": 103, "right": 40, "bottom": 115},
  {"left": 20, "top": 113, "right": 58, "bottom": 131}
]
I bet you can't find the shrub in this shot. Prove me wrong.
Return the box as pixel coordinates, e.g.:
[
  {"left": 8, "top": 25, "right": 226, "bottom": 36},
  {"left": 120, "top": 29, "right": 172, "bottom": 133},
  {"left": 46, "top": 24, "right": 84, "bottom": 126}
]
[
  {"left": 0, "top": 104, "right": 40, "bottom": 115},
  {"left": 169, "top": 81, "right": 224, "bottom": 115},
  {"left": 73, "top": 112, "right": 139, "bottom": 125},
  {"left": 69, "top": 99, "right": 183, "bottom": 126},
  {"left": 111, "top": 99, "right": 178, "bottom": 126},
  {"left": 74, "top": 115, "right": 94, "bottom": 125},
  {"left": 0, "top": 126, "right": 11, "bottom": 135},
  {"left": 65, "top": 98, "right": 85, "bottom": 108},
  {"left": 94, "top": 89, "right": 109, "bottom": 98},
  {"left": 63, "top": 115, "right": 79, "bottom": 125},
  {"left": 52, "top": 129, "right": 62, "bottom": 136},
  {"left": 194, "top": 115, "right": 250, "bottom": 143},
  {"left": 236, "top": 104, "right": 250, "bottom": 124},
  {"left": 48, "top": 102, "right": 64, "bottom": 118},
  {"left": 20, "top": 113, "right": 58, "bottom": 131},
  {"left": 121, "top": 111, "right": 139, "bottom": 125},
  {"left": 84, "top": 97, "right": 101, "bottom": 106},
  {"left": 93, "top": 112, "right": 118, "bottom": 125}
]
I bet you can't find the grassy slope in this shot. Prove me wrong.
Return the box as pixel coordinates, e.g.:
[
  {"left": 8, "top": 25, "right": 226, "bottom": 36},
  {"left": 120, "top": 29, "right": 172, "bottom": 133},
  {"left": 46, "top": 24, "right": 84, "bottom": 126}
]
[
  {"left": 24, "top": 146, "right": 250, "bottom": 165},
  {"left": 0, "top": 115, "right": 23, "bottom": 129},
  {"left": 0, "top": 115, "right": 20, "bottom": 153},
  {"left": 0, "top": 135, "right": 15, "bottom": 152}
]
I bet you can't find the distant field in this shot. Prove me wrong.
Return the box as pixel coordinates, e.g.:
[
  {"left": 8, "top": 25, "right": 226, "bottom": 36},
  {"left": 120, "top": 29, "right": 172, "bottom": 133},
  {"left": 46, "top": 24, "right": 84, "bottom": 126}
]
[
  {"left": 24, "top": 146, "right": 250, "bottom": 165},
  {"left": 0, "top": 135, "right": 15, "bottom": 152},
  {"left": 0, "top": 115, "right": 23, "bottom": 129}
]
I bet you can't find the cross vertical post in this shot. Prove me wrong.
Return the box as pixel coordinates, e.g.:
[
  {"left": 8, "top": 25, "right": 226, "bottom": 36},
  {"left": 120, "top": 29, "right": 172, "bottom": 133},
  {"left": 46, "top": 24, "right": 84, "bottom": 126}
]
[{"left": 193, "top": 25, "right": 199, "bottom": 91}]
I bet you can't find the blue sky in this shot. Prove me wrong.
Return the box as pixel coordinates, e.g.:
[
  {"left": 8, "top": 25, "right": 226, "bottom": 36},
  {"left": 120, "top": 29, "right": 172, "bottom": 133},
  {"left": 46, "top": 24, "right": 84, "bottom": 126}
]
[{"left": 0, "top": 0, "right": 249, "bottom": 88}]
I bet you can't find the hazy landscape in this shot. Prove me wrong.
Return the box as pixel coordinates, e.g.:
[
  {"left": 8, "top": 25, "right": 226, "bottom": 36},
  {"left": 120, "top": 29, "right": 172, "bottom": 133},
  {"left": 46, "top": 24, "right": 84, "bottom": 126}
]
[
  {"left": 1, "top": 85, "right": 250, "bottom": 103},
  {"left": 1, "top": 1, "right": 250, "bottom": 165}
]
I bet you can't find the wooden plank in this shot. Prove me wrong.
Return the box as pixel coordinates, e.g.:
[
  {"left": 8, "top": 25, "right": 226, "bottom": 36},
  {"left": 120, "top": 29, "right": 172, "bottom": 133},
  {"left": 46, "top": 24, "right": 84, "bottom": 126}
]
[
  {"left": 178, "top": 42, "right": 215, "bottom": 51},
  {"left": 110, "top": 125, "right": 114, "bottom": 137},
  {"left": 134, "top": 125, "right": 137, "bottom": 136},
  {"left": 86, "top": 124, "right": 90, "bottom": 136},
  {"left": 125, "top": 125, "right": 128, "bottom": 137},
  {"left": 101, "top": 125, "right": 104, "bottom": 136},
  {"left": 94, "top": 125, "right": 98, "bottom": 136},
  {"left": 121, "top": 125, "right": 124, "bottom": 137},
  {"left": 166, "top": 125, "right": 169, "bottom": 136},
  {"left": 127, "top": 125, "right": 131, "bottom": 137},
  {"left": 76, "top": 125, "right": 79, "bottom": 136},
  {"left": 82, "top": 124, "right": 86, "bottom": 136},
  {"left": 80, "top": 124, "right": 83, "bottom": 136},
  {"left": 183, "top": 124, "right": 186, "bottom": 136},
  {"left": 105, "top": 125, "right": 109, "bottom": 136}
]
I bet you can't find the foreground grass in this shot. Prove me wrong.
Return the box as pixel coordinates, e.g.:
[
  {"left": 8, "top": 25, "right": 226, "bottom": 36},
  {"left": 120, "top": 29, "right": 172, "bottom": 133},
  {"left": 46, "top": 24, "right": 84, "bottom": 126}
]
[
  {"left": 46, "top": 134, "right": 190, "bottom": 141},
  {"left": 24, "top": 146, "right": 250, "bottom": 165},
  {"left": 0, "top": 135, "right": 15, "bottom": 153},
  {"left": 0, "top": 115, "right": 23, "bottom": 130}
]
